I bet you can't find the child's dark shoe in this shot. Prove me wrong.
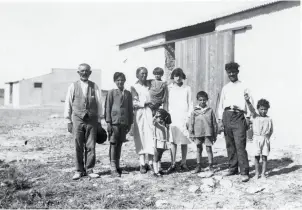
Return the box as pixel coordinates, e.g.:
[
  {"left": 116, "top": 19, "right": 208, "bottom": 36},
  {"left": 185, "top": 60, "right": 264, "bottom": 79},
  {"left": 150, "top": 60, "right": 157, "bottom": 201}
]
[
  {"left": 165, "top": 164, "right": 177, "bottom": 174},
  {"left": 153, "top": 173, "right": 163, "bottom": 178},
  {"left": 192, "top": 164, "right": 202, "bottom": 174},
  {"left": 146, "top": 164, "right": 155, "bottom": 174},
  {"left": 111, "top": 170, "right": 121, "bottom": 178},
  {"left": 140, "top": 165, "right": 147, "bottom": 174},
  {"left": 260, "top": 174, "right": 267, "bottom": 179},
  {"left": 159, "top": 170, "right": 164, "bottom": 175},
  {"left": 180, "top": 163, "right": 189, "bottom": 171}
]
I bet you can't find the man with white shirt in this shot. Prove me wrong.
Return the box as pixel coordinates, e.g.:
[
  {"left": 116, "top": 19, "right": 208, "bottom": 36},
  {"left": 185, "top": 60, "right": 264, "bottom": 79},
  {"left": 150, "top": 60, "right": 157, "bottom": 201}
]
[
  {"left": 217, "top": 62, "right": 253, "bottom": 182},
  {"left": 64, "top": 63, "right": 102, "bottom": 180}
]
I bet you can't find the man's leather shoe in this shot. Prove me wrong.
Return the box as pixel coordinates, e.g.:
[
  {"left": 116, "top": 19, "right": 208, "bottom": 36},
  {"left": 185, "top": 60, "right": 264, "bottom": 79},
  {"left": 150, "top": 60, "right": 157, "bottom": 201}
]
[
  {"left": 241, "top": 175, "right": 249, "bottom": 182},
  {"left": 223, "top": 170, "right": 238, "bottom": 176}
]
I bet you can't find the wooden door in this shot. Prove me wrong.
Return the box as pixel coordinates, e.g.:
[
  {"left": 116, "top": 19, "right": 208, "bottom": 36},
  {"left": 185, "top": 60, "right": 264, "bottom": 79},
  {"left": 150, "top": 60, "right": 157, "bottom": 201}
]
[{"left": 175, "top": 31, "right": 234, "bottom": 114}]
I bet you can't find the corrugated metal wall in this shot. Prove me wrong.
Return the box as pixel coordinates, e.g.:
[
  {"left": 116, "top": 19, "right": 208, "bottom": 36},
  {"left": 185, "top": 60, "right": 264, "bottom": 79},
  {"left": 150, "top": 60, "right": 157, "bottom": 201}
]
[{"left": 175, "top": 31, "right": 234, "bottom": 113}]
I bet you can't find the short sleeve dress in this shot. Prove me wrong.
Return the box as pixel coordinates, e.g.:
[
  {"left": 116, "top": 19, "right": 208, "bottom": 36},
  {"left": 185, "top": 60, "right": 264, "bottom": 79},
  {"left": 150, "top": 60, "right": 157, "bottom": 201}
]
[{"left": 166, "top": 83, "right": 193, "bottom": 145}]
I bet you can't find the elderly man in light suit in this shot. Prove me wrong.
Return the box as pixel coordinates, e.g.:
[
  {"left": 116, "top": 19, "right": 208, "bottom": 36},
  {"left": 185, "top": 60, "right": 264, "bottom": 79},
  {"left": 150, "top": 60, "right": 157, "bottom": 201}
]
[{"left": 64, "top": 63, "right": 102, "bottom": 180}]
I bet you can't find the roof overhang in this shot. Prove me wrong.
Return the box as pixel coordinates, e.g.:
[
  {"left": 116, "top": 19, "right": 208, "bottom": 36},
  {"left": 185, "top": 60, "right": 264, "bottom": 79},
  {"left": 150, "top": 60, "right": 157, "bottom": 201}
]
[{"left": 143, "top": 24, "right": 252, "bottom": 50}]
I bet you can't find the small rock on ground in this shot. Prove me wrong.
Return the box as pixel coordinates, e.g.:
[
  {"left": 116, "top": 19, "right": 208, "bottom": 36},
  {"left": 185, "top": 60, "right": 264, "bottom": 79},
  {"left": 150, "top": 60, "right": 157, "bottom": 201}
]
[
  {"left": 155, "top": 200, "right": 169, "bottom": 208},
  {"left": 188, "top": 185, "right": 200, "bottom": 193}
]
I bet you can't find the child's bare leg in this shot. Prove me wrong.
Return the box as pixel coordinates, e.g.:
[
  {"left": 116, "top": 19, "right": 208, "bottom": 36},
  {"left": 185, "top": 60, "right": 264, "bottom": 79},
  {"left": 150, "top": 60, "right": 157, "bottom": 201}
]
[
  {"left": 170, "top": 143, "right": 177, "bottom": 166},
  {"left": 158, "top": 161, "right": 162, "bottom": 171},
  {"left": 193, "top": 143, "right": 202, "bottom": 173},
  {"left": 154, "top": 149, "right": 159, "bottom": 174},
  {"left": 206, "top": 146, "right": 214, "bottom": 171},
  {"left": 206, "top": 144, "right": 213, "bottom": 164},
  {"left": 197, "top": 144, "right": 202, "bottom": 164},
  {"left": 261, "top": 155, "right": 267, "bottom": 178},
  {"left": 180, "top": 144, "right": 189, "bottom": 170},
  {"left": 155, "top": 149, "right": 164, "bottom": 176},
  {"left": 139, "top": 155, "right": 145, "bottom": 166},
  {"left": 167, "top": 143, "right": 177, "bottom": 173},
  {"left": 139, "top": 154, "right": 147, "bottom": 174},
  {"left": 254, "top": 156, "right": 260, "bottom": 179},
  {"left": 181, "top": 144, "right": 188, "bottom": 165}
]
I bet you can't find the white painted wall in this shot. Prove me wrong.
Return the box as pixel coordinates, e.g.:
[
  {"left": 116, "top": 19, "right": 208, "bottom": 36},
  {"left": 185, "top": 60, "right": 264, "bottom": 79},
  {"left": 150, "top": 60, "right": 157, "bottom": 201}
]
[
  {"left": 117, "top": 34, "right": 166, "bottom": 90},
  {"left": 5, "top": 69, "right": 102, "bottom": 107},
  {"left": 4, "top": 84, "right": 10, "bottom": 106},
  {"left": 216, "top": 3, "right": 301, "bottom": 145},
  {"left": 12, "top": 83, "right": 20, "bottom": 107}
]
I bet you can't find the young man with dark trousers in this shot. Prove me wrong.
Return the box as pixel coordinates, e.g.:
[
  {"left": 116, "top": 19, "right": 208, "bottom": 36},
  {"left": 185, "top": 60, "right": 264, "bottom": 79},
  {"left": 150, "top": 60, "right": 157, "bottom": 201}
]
[{"left": 217, "top": 62, "right": 253, "bottom": 182}]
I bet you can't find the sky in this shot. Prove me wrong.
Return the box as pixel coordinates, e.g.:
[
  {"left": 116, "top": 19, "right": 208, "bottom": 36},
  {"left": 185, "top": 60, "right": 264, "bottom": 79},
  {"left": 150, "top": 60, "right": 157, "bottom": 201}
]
[{"left": 0, "top": 0, "right": 278, "bottom": 88}]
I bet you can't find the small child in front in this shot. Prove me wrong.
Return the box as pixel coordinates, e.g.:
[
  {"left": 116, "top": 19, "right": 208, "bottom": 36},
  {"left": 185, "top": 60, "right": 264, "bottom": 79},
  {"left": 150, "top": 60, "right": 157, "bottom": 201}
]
[
  {"left": 153, "top": 108, "right": 172, "bottom": 177},
  {"left": 149, "top": 67, "right": 168, "bottom": 115},
  {"left": 245, "top": 94, "right": 273, "bottom": 179},
  {"left": 189, "top": 91, "right": 218, "bottom": 173}
]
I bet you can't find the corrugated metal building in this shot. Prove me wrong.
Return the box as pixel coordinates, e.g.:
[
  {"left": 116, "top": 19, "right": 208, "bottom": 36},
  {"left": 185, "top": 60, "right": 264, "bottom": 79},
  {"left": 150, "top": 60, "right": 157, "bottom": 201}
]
[{"left": 117, "top": 1, "right": 301, "bottom": 144}]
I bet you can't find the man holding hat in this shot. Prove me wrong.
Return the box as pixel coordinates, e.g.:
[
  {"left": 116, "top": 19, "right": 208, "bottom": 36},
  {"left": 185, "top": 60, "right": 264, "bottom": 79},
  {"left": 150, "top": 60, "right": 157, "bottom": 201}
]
[
  {"left": 217, "top": 62, "right": 253, "bottom": 182},
  {"left": 64, "top": 63, "right": 102, "bottom": 180}
]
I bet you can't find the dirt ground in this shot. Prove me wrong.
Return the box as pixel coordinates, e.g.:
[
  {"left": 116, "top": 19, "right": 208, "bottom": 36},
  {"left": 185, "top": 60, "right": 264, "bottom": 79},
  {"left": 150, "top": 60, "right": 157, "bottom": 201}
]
[{"left": 0, "top": 107, "right": 302, "bottom": 209}]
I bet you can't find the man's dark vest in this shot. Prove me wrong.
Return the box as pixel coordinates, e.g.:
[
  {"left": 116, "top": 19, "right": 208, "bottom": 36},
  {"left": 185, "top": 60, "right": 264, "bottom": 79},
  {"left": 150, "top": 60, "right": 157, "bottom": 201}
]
[{"left": 72, "top": 80, "right": 98, "bottom": 120}]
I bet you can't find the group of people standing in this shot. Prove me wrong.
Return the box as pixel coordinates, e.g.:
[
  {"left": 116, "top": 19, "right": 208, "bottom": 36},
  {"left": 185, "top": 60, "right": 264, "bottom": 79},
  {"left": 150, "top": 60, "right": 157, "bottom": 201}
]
[{"left": 64, "top": 62, "right": 273, "bottom": 183}]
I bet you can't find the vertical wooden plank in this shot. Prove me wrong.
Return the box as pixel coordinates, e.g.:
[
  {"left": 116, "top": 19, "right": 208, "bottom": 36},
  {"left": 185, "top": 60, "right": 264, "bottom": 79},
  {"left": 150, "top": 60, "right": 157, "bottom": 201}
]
[{"left": 174, "top": 31, "right": 234, "bottom": 112}]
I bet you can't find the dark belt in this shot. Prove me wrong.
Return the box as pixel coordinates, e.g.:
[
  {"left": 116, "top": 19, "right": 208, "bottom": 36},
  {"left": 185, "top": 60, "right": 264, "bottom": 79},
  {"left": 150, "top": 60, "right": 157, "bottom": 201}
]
[{"left": 224, "top": 106, "right": 244, "bottom": 113}]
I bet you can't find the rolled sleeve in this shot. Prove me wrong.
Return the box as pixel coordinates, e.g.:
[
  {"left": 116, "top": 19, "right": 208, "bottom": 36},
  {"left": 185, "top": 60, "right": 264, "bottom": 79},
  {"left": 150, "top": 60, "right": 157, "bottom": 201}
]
[
  {"left": 131, "top": 86, "right": 145, "bottom": 108},
  {"left": 217, "top": 87, "right": 225, "bottom": 120},
  {"left": 244, "top": 89, "right": 254, "bottom": 118}
]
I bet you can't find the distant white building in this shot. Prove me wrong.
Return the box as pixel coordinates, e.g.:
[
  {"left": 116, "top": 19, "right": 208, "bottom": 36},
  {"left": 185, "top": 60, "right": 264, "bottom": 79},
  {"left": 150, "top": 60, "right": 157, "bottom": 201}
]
[{"left": 4, "top": 68, "right": 103, "bottom": 107}]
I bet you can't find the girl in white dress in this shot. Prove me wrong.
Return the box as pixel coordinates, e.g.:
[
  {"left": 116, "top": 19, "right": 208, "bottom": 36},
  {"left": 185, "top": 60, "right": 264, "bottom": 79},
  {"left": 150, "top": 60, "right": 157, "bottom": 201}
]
[{"left": 165, "top": 68, "right": 193, "bottom": 172}]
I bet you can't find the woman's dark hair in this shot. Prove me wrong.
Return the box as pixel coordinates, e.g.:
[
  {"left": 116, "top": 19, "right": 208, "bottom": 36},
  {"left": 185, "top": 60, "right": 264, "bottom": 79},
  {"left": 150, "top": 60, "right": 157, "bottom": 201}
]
[
  {"left": 196, "top": 91, "right": 208, "bottom": 100},
  {"left": 170, "top": 68, "right": 186, "bottom": 79},
  {"left": 113, "top": 72, "right": 126, "bottom": 81},
  {"left": 136, "top": 67, "right": 148, "bottom": 79},
  {"left": 225, "top": 62, "right": 240, "bottom": 71},
  {"left": 257, "top": 99, "right": 270, "bottom": 109},
  {"left": 153, "top": 67, "right": 164, "bottom": 76}
]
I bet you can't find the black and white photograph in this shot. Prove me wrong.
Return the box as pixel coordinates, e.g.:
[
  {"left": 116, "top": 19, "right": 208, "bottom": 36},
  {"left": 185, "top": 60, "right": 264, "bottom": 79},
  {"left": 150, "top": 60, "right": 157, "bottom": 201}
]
[{"left": 0, "top": 0, "right": 301, "bottom": 209}]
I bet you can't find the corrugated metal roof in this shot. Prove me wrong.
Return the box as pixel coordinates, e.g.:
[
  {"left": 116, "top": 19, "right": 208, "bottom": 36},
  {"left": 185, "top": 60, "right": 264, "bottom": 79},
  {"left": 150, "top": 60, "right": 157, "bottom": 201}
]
[{"left": 117, "top": 0, "right": 282, "bottom": 46}]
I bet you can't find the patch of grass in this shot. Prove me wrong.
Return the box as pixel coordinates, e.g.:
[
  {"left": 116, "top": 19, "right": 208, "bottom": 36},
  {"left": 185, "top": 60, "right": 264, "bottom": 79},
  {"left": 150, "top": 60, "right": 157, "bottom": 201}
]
[{"left": 0, "top": 165, "right": 33, "bottom": 208}]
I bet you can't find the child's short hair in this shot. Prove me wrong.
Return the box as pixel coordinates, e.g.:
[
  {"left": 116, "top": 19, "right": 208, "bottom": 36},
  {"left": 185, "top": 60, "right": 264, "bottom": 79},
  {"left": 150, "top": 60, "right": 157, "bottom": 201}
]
[
  {"left": 155, "top": 109, "right": 172, "bottom": 125},
  {"left": 113, "top": 72, "right": 126, "bottom": 81},
  {"left": 196, "top": 91, "right": 208, "bottom": 100},
  {"left": 170, "top": 68, "right": 186, "bottom": 79},
  {"left": 257, "top": 99, "right": 270, "bottom": 109},
  {"left": 153, "top": 67, "right": 164, "bottom": 76},
  {"left": 225, "top": 62, "right": 240, "bottom": 71}
]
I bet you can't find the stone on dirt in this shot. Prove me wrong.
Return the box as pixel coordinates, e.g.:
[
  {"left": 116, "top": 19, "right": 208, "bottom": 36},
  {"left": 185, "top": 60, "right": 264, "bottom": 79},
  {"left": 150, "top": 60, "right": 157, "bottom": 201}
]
[
  {"left": 198, "top": 171, "right": 214, "bottom": 178},
  {"left": 188, "top": 185, "right": 200, "bottom": 193},
  {"left": 202, "top": 178, "right": 216, "bottom": 187},
  {"left": 182, "top": 202, "right": 194, "bottom": 209},
  {"left": 219, "top": 179, "right": 233, "bottom": 188},
  {"left": 246, "top": 186, "right": 265, "bottom": 194},
  {"left": 200, "top": 185, "right": 213, "bottom": 192},
  {"left": 155, "top": 200, "right": 169, "bottom": 208},
  {"left": 49, "top": 114, "right": 60, "bottom": 119}
]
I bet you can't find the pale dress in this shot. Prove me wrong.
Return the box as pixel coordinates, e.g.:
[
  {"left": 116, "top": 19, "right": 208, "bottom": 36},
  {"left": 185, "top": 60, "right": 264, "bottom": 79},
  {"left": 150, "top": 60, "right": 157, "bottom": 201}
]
[
  {"left": 166, "top": 83, "right": 193, "bottom": 144},
  {"left": 131, "top": 82, "right": 154, "bottom": 155}
]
